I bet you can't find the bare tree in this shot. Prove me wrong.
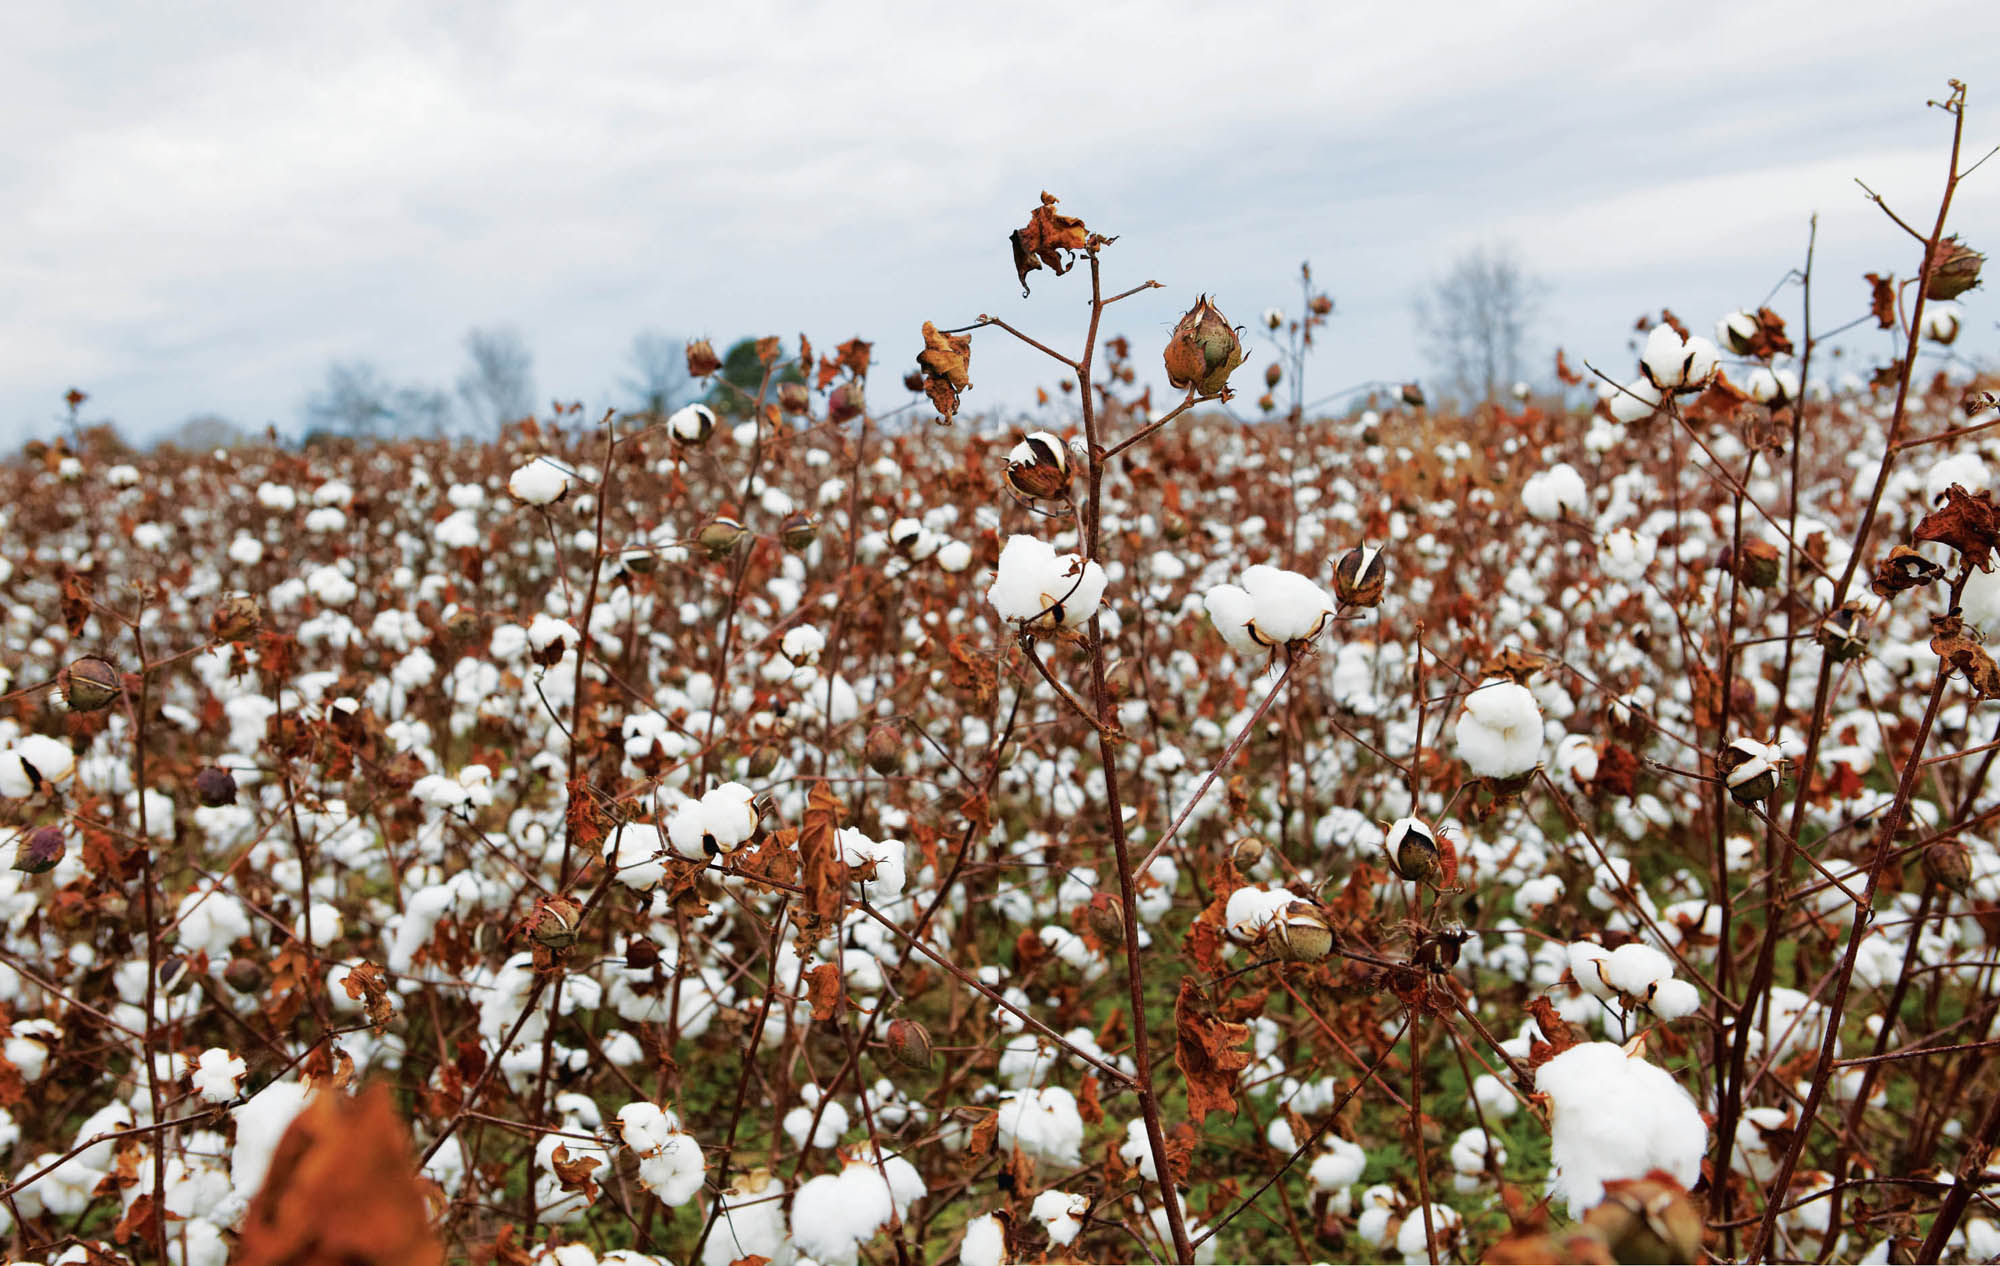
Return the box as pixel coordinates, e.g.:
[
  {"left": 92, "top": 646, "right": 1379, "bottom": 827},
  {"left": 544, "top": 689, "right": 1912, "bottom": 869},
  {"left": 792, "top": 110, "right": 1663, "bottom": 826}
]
[
  {"left": 1412, "top": 243, "right": 1545, "bottom": 406},
  {"left": 393, "top": 386, "right": 455, "bottom": 437},
  {"left": 304, "top": 361, "right": 395, "bottom": 437},
  {"left": 621, "top": 330, "right": 694, "bottom": 417},
  {"left": 456, "top": 327, "right": 536, "bottom": 434}
]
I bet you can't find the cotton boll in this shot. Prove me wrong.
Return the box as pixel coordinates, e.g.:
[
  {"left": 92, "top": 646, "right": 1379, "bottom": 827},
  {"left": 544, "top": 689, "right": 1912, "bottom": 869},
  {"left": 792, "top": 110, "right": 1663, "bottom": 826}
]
[
  {"left": 1924, "top": 451, "right": 1989, "bottom": 505},
  {"left": 1649, "top": 978, "right": 1702, "bottom": 1021},
  {"left": 1239, "top": 565, "right": 1335, "bottom": 644},
  {"left": 1566, "top": 942, "right": 1616, "bottom": 1002},
  {"left": 701, "top": 1168, "right": 790, "bottom": 1266},
  {"left": 1601, "top": 942, "right": 1676, "bottom": 998},
  {"left": 509, "top": 457, "right": 571, "bottom": 505},
  {"left": 1521, "top": 463, "right": 1587, "bottom": 520},
  {"left": 1599, "top": 528, "right": 1654, "bottom": 582},
  {"left": 604, "top": 822, "right": 668, "bottom": 889},
  {"left": 1118, "top": 1116, "right": 1158, "bottom": 1180},
  {"left": 1395, "top": 1203, "right": 1462, "bottom": 1263},
  {"left": 935, "top": 539, "right": 973, "bottom": 572},
  {"left": 1203, "top": 584, "right": 1262, "bottom": 655},
  {"left": 1608, "top": 377, "right": 1662, "bottom": 423},
  {"left": 996, "top": 1087, "right": 1083, "bottom": 1167},
  {"left": 988, "top": 535, "right": 1106, "bottom": 630},
  {"left": 960, "top": 1213, "right": 1008, "bottom": 1266},
  {"left": 1309, "top": 1134, "right": 1366, "bottom": 1196},
  {"left": 190, "top": 1049, "right": 246, "bottom": 1104},
  {"left": 1539, "top": 1041, "right": 1706, "bottom": 1216},
  {"left": 1030, "top": 1189, "right": 1089, "bottom": 1248},
  {"left": 1454, "top": 679, "right": 1544, "bottom": 777},
  {"left": 1642, "top": 324, "right": 1691, "bottom": 390}
]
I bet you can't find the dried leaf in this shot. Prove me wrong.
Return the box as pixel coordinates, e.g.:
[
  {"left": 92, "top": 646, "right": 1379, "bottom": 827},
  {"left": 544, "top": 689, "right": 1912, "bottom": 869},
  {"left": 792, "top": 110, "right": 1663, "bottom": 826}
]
[
  {"left": 1931, "top": 612, "right": 2000, "bottom": 699},
  {"left": 1871, "top": 544, "right": 1947, "bottom": 598},
  {"left": 1865, "top": 272, "right": 1897, "bottom": 329},
  {"left": 1746, "top": 307, "right": 1794, "bottom": 359},
  {"left": 916, "top": 322, "right": 972, "bottom": 424},
  {"left": 805, "top": 962, "right": 842, "bottom": 1022},
  {"left": 1914, "top": 484, "right": 2000, "bottom": 571},
  {"left": 549, "top": 1144, "right": 601, "bottom": 1203},
  {"left": 1010, "top": 191, "right": 1092, "bottom": 296},
  {"left": 1526, "top": 996, "right": 1580, "bottom": 1059},
  {"left": 1077, "top": 1073, "right": 1103, "bottom": 1125},
  {"left": 235, "top": 1083, "right": 444, "bottom": 1266},
  {"left": 797, "top": 783, "right": 848, "bottom": 944},
  {"left": 339, "top": 962, "right": 397, "bottom": 1035},
  {"left": 1174, "top": 978, "right": 1253, "bottom": 1125}
]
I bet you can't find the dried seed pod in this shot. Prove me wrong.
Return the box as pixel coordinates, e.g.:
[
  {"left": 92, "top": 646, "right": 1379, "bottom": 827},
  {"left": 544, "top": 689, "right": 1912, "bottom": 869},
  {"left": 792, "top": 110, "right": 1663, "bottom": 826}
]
[
  {"left": 777, "top": 382, "right": 812, "bottom": 415},
  {"left": 885, "top": 1017, "right": 934, "bottom": 1070},
  {"left": 1085, "top": 892, "right": 1125, "bottom": 947},
  {"left": 746, "top": 744, "right": 782, "bottom": 779},
  {"left": 1228, "top": 835, "right": 1267, "bottom": 873},
  {"left": 1334, "top": 546, "right": 1386, "bottom": 609},
  {"left": 1729, "top": 538, "right": 1782, "bottom": 589},
  {"left": 11, "top": 825, "right": 65, "bottom": 875},
  {"left": 529, "top": 896, "right": 583, "bottom": 950},
  {"left": 223, "top": 956, "right": 267, "bottom": 994},
  {"left": 780, "top": 512, "right": 819, "bottom": 552},
  {"left": 864, "top": 723, "right": 903, "bottom": 776},
  {"left": 697, "top": 516, "right": 748, "bottom": 560},
  {"left": 58, "top": 656, "right": 122, "bottom": 712},
  {"left": 1816, "top": 602, "right": 1869, "bottom": 663},
  {"left": 1387, "top": 817, "right": 1443, "bottom": 885},
  {"left": 1162, "top": 295, "right": 1246, "bottom": 397},
  {"left": 685, "top": 339, "right": 723, "bottom": 379},
  {"left": 1270, "top": 900, "right": 1335, "bottom": 962},
  {"left": 1582, "top": 1173, "right": 1704, "bottom": 1265},
  {"left": 1923, "top": 837, "right": 1972, "bottom": 896},
  {"left": 194, "top": 765, "right": 239, "bottom": 808},
  {"left": 1264, "top": 362, "right": 1283, "bottom": 390},
  {"left": 211, "top": 592, "right": 263, "bottom": 642},
  {"left": 1717, "top": 736, "right": 1784, "bottom": 805},
  {"left": 1925, "top": 235, "right": 1985, "bottom": 301},
  {"left": 1400, "top": 382, "right": 1426, "bottom": 408},
  {"left": 1005, "top": 431, "right": 1071, "bottom": 500},
  {"left": 1162, "top": 513, "right": 1191, "bottom": 542},
  {"left": 827, "top": 381, "right": 865, "bottom": 425}
]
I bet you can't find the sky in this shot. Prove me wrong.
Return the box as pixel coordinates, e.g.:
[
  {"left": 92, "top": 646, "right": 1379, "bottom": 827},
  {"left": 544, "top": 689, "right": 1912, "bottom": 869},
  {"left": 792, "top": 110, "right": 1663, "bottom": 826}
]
[{"left": 0, "top": 1, "right": 1994, "bottom": 447}]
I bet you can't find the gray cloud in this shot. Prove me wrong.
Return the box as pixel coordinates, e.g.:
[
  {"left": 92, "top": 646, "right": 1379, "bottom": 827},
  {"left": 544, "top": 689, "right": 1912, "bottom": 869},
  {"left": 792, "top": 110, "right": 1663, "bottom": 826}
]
[{"left": 0, "top": 1, "right": 1991, "bottom": 444}]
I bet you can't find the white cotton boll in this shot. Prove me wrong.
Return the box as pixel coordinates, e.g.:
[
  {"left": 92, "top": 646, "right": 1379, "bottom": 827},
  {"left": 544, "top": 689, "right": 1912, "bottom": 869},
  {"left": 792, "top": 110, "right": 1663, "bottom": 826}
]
[
  {"left": 230, "top": 1080, "right": 314, "bottom": 1201},
  {"left": 1203, "top": 584, "right": 1262, "bottom": 655},
  {"left": 1649, "top": 978, "right": 1702, "bottom": 1021},
  {"left": 783, "top": 1097, "right": 850, "bottom": 1150},
  {"left": 434, "top": 509, "right": 481, "bottom": 549},
  {"left": 1450, "top": 1126, "right": 1505, "bottom": 1177},
  {"left": 228, "top": 534, "right": 264, "bottom": 565},
  {"left": 701, "top": 1169, "right": 790, "bottom": 1266},
  {"left": 781, "top": 625, "right": 826, "bottom": 666},
  {"left": 960, "top": 1213, "right": 1007, "bottom": 1266},
  {"left": 1223, "top": 885, "right": 1296, "bottom": 941},
  {"left": 1599, "top": 528, "right": 1654, "bottom": 582},
  {"left": 1961, "top": 566, "right": 2000, "bottom": 640},
  {"left": 1924, "top": 451, "right": 1989, "bottom": 505},
  {"left": 1521, "top": 463, "right": 1587, "bottom": 520},
  {"left": 1266, "top": 1115, "right": 1297, "bottom": 1152},
  {"left": 304, "top": 565, "right": 357, "bottom": 607},
  {"left": 1747, "top": 366, "right": 1799, "bottom": 404},
  {"left": 996, "top": 1087, "right": 1083, "bottom": 1167},
  {"left": 509, "top": 457, "right": 571, "bottom": 505},
  {"left": 1609, "top": 377, "right": 1662, "bottom": 423},
  {"left": 1539, "top": 1041, "right": 1707, "bottom": 1217},
  {"left": 1473, "top": 1073, "right": 1519, "bottom": 1119},
  {"left": 987, "top": 535, "right": 1105, "bottom": 629},
  {"left": 1567, "top": 942, "right": 1615, "bottom": 1001},
  {"left": 604, "top": 822, "right": 667, "bottom": 889},
  {"left": 190, "top": 1049, "right": 246, "bottom": 1104},
  {"left": 1396, "top": 1204, "right": 1461, "bottom": 1263},
  {"left": 1922, "top": 302, "right": 1962, "bottom": 343},
  {"left": 635, "top": 1133, "right": 705, "bottom": 1207},
  {"left": 1031, "top": 1189, "right": 1089, "bottom": 1247},
  {"left": 1515, "top": 874, "right": 1563, "bottom": 910},
  {"left": 528, "top": 614, "right": 578, "bottom": 657},
  {"left": 1309, "top": 1135, "right": 1366, "bottom": 1193},
  {"left": 670, "top": 403, "right": 718, "bottom": 443},
  {"left": 935, "top": 539, "right": 973, "bottom": 573},
  {"left": 1117, "top": 1116, "right": 1158, "bottom": 1179},
  {"left": 1356, "top": 1205, "right": 1396, "bottom": 1249},
  {"left": 1455, "top": 679, "right": 1544, "bottom": 777},
  {"left": 1239, "top": 565, "right": 1335, "bottom": 644},
  {"left": 1602, "top": 942, "right": 1676, "bottom": 998},
  {"left": 256, "top": 482, "right": 298, "bottom": 511},
  {"left": 1642, "top": 324, "right": 1691, "bottom": 390}
]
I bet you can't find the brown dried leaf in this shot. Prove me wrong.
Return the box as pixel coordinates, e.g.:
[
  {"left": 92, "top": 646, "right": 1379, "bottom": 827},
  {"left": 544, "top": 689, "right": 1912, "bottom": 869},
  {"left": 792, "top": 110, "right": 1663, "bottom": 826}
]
[
  {"left": 549, "top": 1144, "right": 601, "bottom": 1203},
  {"left": 1010, "top": 191, "right": 1092, "bottom": 296},
  {"left": 805, "top": 962, "right": 842, "bottom": 1023},
  {"left": 1526, "top": 996, "right": 1580, "bottom": 1058},
  {"left": 1077, "top": 1073, "right": 1103, "bottom": 1125},
  {"left": 1931, "top": 612, "right": 2000, "bottom": 699},
  {"left": 339, "top": 962, "right": 397, "bottom": 1035},
  {"left": 1871, "top": 544, "right": 1947, "bottom": 599},
  {"left": 1746, "top": 306, "right": 1794, "bottom": 359},
  {"left": 797, "top": 783, "right": 848, "bottom": 945},
  {"left": 1174, "top": 978, "right": 1253, "bottom": 1125},
  {"left": 1865, "top": 272, "right": 1897, "bottom": 329},
  {"left": 235, "top": 1084, "right": 444, "bottom": 1266},
  {"left": 916, "top": 322, "right": 972, "bottom": 424},
  {"left": 1914, "top": 484, "right": 2000, "bottom": 571}
]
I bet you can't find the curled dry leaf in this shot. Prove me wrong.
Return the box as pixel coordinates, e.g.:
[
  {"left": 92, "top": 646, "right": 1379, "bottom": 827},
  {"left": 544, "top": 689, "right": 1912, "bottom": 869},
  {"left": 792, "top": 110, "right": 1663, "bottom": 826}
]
[
  {"left": 1174, "top": 977, "right": 1253, "bottom": 1125},
  {"left": 916, "top": 322, "right": 972, "bottom": 425},
  {"left": 235, "top": 1083, "right": 443, "bottom": 1266},
  {"left": 1865, "top": 272, "right": 1897, "bottom": 329},
  {"left": 1929, "top": 612, "right": 2000, "bottom": 699},
  {"left": 1914, "top": 484, "right": 2000, "bottom": 572},
  {"left": 1009, "top": 191, "right": 1093, "bottom": 296},
  {"left": 1871, "top": 544, "right": 1948, "bottom": 598}
]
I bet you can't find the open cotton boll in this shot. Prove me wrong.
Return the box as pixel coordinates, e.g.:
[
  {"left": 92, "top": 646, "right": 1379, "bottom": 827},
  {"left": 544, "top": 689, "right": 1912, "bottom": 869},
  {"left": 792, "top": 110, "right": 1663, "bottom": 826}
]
[
  {"left": 1538, "top": 1041, "right": 1707, "bottom": 1216},
  {"left": 988, "top": 535, "right": 1106, "bottom": 630},
  {"left": 1642, "top": 324, "right": 1691, "bottom": 390},
  {"left": 1030, "top": 1189, "right": 1089, "bottom": 1247},
  {"left": 1239, "top": 565, "right": 1335, "bottom": 644},
  {"left": 1309, "top": 1134, "right": 1367, "bottom": 1195},
  {"left": 1608, "top": 377, "right": 1661, "bottom": 423},
  {"left": 700, "top": 1169, "right": 789, "bottom": 1266},
  {"left": 1, "top": 734, "right": 76, "bottom": 796},
  {"left": 667, "top": 783, "right": 760, "bottom": 859},
  {"left": 509, "top": 457, "right": 571, "bottom": 505},
  {"left": 997, "top": 1086, "right": 1083, "bottom": 1167},
  {"left": 960, "top": 1213, "right": 1008, "bottom": 1266},
  {"left": 1599, "top": 528, "right": 1655, "bottom": 582},
  {"left": 1649, "top": 978, "right": 1702, "bottom": 1020},
  {"left": 780, "top": 625, "right": 825, "bottom": 666},
  {"left": 1747, "top": 366, "right": 1799, "bottom": 404},
  {"left": 1520, "top": 463, "right": 1587, "bottom": 521},
  {"left": 1567, "top": 942, "right": 1616, "bottom": 1002},
  {"left": 1223, "top": 884, "right": 1297, "bottom": 941},
  {"left": 1454, "top": 679, "right": 1544, "bottom": 777},
  {"left": 190, "top": 1049, "right": 246, "bottom": 1104},
  {"left": 1395, "top": 1203, "right": 1462, "bottom": 1263},
  {"left": 1601, "top": 942, "right": 1676, "bottom": 998},
  {"left": 1203, "top": 584, "right": 1263, "bottom": 655},
  {"left": 604, "top": 822, "right": 668, "bottom": 889}
]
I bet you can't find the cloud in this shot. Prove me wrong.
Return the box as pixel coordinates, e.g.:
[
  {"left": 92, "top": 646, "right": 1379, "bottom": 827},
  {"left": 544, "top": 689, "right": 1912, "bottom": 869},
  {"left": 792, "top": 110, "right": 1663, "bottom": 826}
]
[{"left": 0, "top": 2, "right": 1992, "bottom": 442}]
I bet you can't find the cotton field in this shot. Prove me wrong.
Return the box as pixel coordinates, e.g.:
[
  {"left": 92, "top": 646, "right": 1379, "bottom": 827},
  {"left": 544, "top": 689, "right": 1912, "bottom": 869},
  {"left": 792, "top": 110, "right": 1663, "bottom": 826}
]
[{"left": 0, "top": 157, "right": 1995, "bottom": 1266}]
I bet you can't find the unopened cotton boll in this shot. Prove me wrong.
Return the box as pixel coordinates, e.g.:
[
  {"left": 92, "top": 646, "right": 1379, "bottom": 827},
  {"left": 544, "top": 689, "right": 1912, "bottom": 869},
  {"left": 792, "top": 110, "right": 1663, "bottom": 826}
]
[
  {"left": 1454, "top": 679, "right": 1544, "bottom": 777},
  {"left": 509, "top": 457, "right": 571, "bottom": 505},
  {"left": 1539, "top": 1041, "right": 1706, "bottom": 1216}
]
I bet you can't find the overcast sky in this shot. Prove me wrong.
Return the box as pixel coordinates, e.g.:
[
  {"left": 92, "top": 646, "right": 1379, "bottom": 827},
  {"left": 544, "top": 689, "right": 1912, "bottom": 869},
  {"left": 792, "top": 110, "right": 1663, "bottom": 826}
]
[{"left": 1, "top": 2, "right": 1993, "bottom": 446}]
